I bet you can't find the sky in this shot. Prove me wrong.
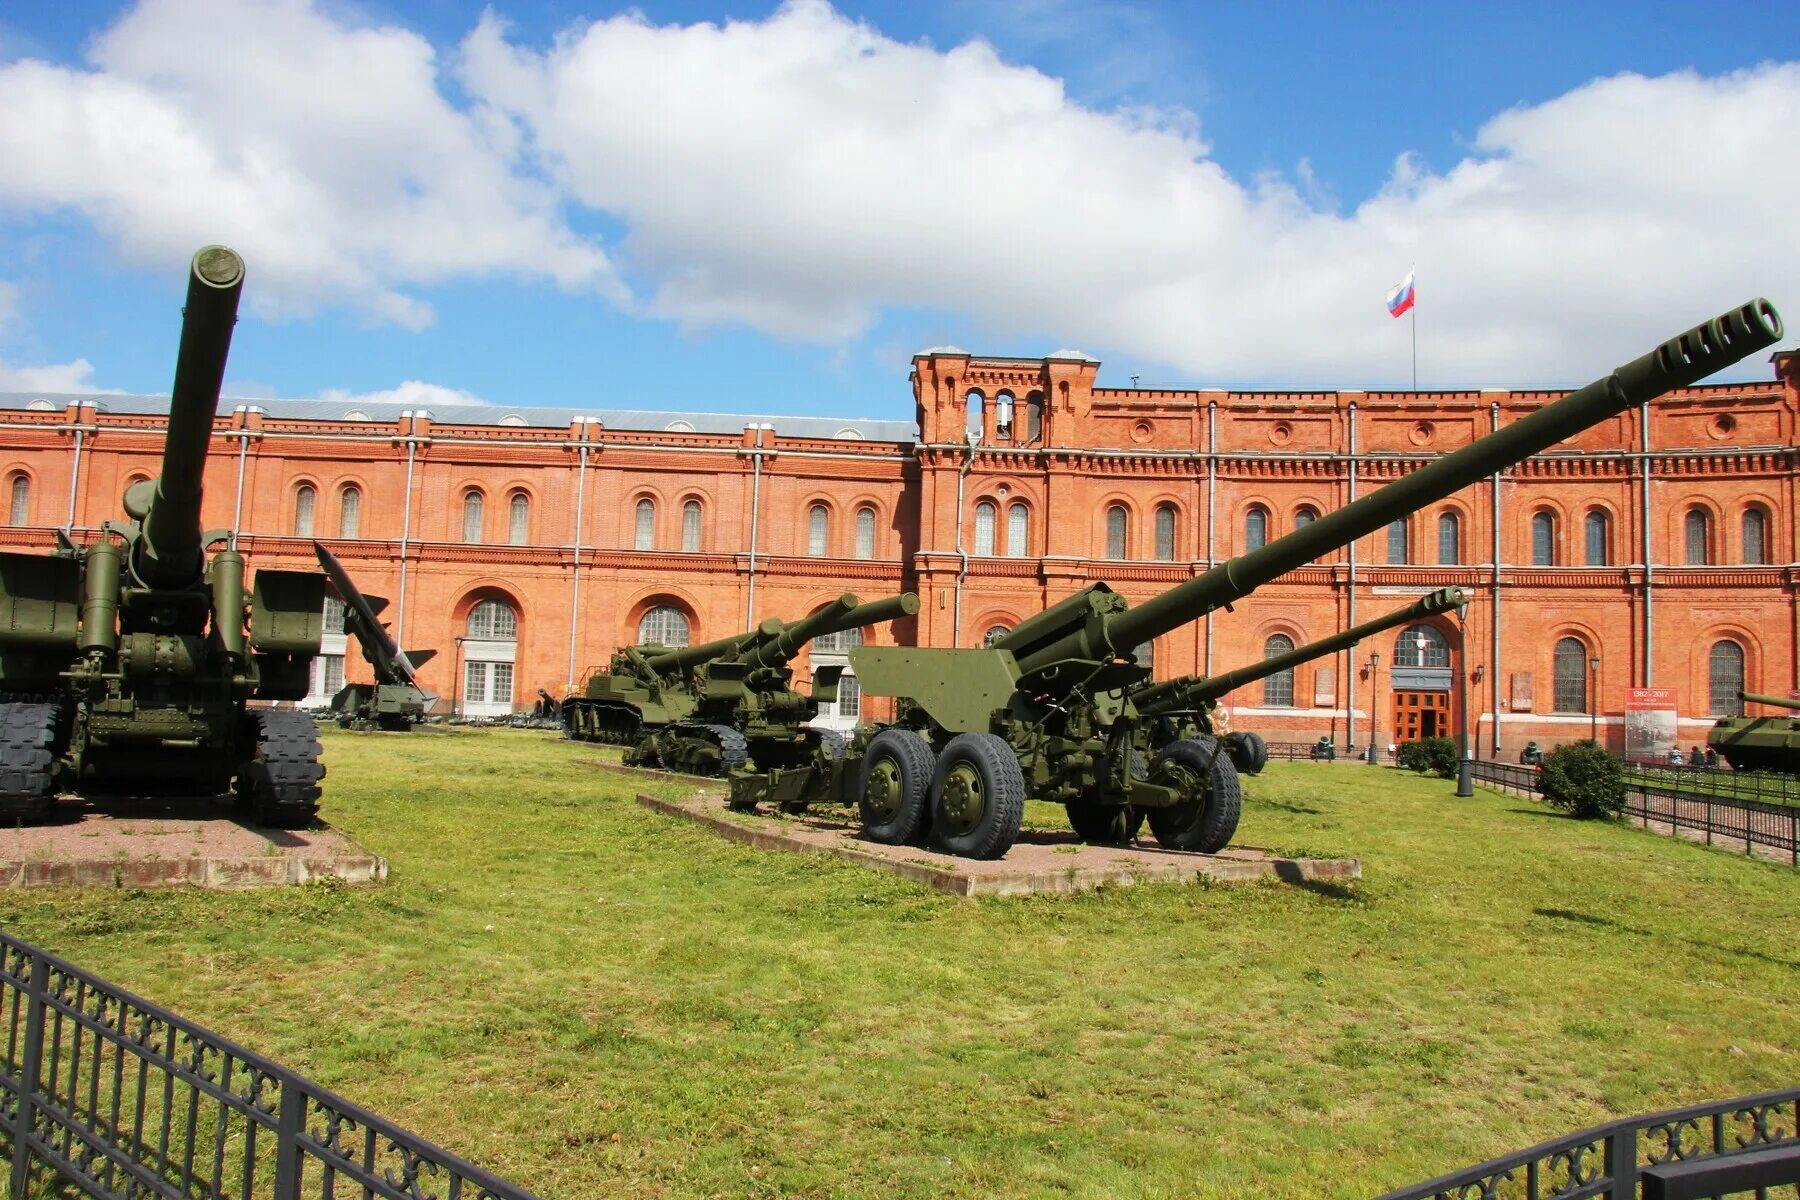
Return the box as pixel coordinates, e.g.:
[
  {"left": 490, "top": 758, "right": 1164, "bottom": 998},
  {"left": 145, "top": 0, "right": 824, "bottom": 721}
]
[{"left": 0, "top": 0, "right": 1793, "bottom": 420}]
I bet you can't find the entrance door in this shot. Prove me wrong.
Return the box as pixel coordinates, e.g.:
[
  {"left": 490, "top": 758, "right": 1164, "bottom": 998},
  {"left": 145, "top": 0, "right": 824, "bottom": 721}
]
[{"left": 1392, "top": 691, "right": 1449, "bottom": 743}]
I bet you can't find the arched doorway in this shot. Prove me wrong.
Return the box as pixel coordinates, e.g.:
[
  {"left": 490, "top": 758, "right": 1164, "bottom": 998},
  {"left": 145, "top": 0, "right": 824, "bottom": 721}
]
[
  {"left": 811, "top": 626, "right": 861, "bottom": 732},
  {"left": 461, "top": 598, "right": 519, "bottom": 718},
  {"left": 1390, "top": 622, "right": 1453, "bottom": 743}
]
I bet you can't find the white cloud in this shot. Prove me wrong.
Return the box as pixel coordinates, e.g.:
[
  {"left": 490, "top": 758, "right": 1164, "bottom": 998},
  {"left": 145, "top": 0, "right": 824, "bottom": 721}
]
[
  {"left": 0, "top": 281, "right": 16, "bottom": 331},
  {"left": 0, "top": 356, "right": 114, "bottom": 393},
  {"left": 316, "top": 380, "right": 487, "bottom": 409}
]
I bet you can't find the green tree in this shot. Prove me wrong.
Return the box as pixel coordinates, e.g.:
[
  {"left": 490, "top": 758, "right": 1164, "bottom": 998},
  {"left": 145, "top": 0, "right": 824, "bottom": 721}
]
[{"left": 1539, "top": 740, "right": 1627, "bottom": 819}]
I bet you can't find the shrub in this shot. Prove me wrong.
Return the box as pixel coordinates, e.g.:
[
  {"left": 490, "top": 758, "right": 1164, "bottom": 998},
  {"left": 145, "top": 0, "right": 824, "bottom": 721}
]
[
  {"left": 1538, "top": 740, "right": 1626, "bottom": 819},
  {"left": 1397, "top": 736, "right": 1457, "bottom": 779}
]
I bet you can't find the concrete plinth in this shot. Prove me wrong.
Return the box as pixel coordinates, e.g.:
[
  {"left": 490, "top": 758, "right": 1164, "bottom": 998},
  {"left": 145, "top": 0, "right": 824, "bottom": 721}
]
[{"left": 637, "top": 791, "right": 1361, "bottom": 898}]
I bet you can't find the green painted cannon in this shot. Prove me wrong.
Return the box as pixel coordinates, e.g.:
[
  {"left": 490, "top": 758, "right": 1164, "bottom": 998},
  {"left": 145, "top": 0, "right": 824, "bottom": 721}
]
[
  {"left": 816, "top": 299, "right": 1782, "bottom": 859},
  {"left": 1705, "top": 690, "right": 1800, "bottom": 773},
  {"left": 563, "top": 592, "right": 919, "bottom": 783},
  {"left": 313, "top": 541, "right": 437, "bottom": 731},
  {"left": 0, "top": 247, "right": 328, "bottom": 824}
]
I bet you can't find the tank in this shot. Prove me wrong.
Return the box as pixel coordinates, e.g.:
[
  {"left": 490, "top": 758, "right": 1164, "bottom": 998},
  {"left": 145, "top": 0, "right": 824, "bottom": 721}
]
[
  {"left": 312, "top": 541, "right": 437, "bottom": 731},
  {"left": 1705, "top": 690, "right": 1800, "bottom": 773},
  {"left": 802, "top": 298, "right": 1783, "bottom": 859},
  {"left": 0, "top": 246, "right": 329, "bottom": 825},
  {"left": 562, "top": 592, "right": 919, "bottom": 784}
]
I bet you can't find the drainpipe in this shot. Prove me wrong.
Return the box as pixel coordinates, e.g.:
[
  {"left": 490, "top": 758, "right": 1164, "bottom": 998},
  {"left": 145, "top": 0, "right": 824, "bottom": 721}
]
[
  {"left": 396, "top": 411, "right": 420, "bottom": 644},
  {"left": 1345, "top": 399, "right": 1358, "bottom": 750},
  {"left": 745, "top": 423, "right": 771, "bottom": 627},
  {"left": 1640, "top": 403, "right": 1654, "bottom": 687},
  {"left": 565, "top": 417, "right": 594, "bottom": 691},
  {"left": 1490, "top": 399, "right": 1502, "bottom": 756},
  {"left": 1204, "top": 400, "right": 1217, "bottom": 675},
  {"left": 951, "top": 431, "right": 979, "bottom": 647},
  {"left": 227, "top": 405, "right": 260, "bottom": 550},
  {"left": 63, "top": 408, "right": 89, "bottom": 534}
]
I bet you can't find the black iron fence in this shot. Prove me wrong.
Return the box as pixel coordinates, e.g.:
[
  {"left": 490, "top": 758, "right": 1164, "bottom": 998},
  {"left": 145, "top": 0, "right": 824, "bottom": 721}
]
[
  {"left": 1471, "top": 761, "right": 1799, "bottom": 865},
  {"left": 0, "top": 928, "right": 538, "bottom": 1200},
  {"left": 1375, "top": 1088, "right": 1799, "bottom": 1199},
  {"left": 1622, "top": 759, "right": 1800, "bottom": 809}
]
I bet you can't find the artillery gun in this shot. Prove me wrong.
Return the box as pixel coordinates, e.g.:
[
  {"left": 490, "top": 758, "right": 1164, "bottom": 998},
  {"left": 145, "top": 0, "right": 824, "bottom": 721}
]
[
  {"left": 1705, "top": 691, "right": 1800, "bottom": 773},
  {"left": 562, "top": 592, "right": 918, "bottom": 782},
  {"left": 809, "top": 298, "right": 1782, "bottom": 860},
  {"left": 0, "top": 246, "right": 328, "bottom": 825},
  {"left": 312, "top": 541, "right": 436, "bottom": 731}
]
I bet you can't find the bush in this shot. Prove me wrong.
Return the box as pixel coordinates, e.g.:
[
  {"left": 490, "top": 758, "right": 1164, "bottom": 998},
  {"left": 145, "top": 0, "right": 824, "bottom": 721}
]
[
  {"left": 1539, "top": 740, "right": 1626, "bottom": 819},
  {"left": 1396, "top": 736, "right": 1457, "bottom": 779}
]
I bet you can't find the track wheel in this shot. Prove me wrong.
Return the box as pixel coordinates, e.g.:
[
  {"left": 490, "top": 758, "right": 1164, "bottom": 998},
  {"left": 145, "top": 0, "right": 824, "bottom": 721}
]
[
  {"left": 858, "top": 728, "right": 934, "bottom": 845},
  {"left": 1226, "top": 731, "right": 1269, "bottom": 776},
  {"left": 0, "top": 702, "right": 64, "bottom": 820},
  {"left": 1147, "top": 738, "right": 1242, "bottom": 853},
  {"left": 236, "top": 710, "right": 326, "bottom": 828},
  {"left": 928, "top": 733, "right": 1024, "bottom": 859}
]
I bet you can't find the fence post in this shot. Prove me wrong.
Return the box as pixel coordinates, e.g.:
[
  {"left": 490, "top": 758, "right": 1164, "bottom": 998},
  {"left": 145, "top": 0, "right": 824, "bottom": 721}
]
[
  {"left": 1605, "top": 1125, "right": 1638, "bottom": 1199},
  {"left": 1705, "top": 797, "right": 1713, "bottom": 846},
  {"left": 273, "top": 1078, "right": 305, "bottom": 1200},
  {"left": 8, "top": 955, "right": 49, "bottom": 1200}
]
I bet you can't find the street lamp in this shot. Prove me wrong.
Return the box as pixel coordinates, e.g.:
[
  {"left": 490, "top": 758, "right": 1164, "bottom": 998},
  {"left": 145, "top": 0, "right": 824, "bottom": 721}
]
[
  {"left": 1365, "top": 651, "right": 1381, "bottom": 764},
  {"left": 1589, "top": 655, "right": 1600, "bottom": 744},
  {"left": 452, "top": 637, "right": 466, "bottom": 720},
  {"left": 1455, "top": 602, "right": 1473, "bottom": 797}
]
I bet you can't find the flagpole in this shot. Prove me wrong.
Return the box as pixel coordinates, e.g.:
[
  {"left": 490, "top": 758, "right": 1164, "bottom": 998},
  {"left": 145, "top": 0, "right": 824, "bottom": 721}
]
[{"left": 1410, "top": 264, "right": 1417, "bottom": 390}]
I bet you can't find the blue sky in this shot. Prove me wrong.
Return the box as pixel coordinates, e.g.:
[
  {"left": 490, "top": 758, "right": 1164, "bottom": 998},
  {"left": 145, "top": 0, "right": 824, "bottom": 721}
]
[{"left": 0, "top": 0, "right": 1793, "bottom": 418}]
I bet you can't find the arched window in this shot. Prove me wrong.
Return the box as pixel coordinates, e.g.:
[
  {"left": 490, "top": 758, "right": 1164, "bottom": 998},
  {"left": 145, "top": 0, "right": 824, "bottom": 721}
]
[
  {"left": 1531, "top": 511, "right": 1555, "bottom": 566},
  {"left": 1437, "top": 511, "right": 1460, "bottom": 565},
  {"left": 994, "top": 391, "right": 1015, "bottom": 439},
  {"left": 1263, "top": 634, "right": 1296, "bottom": 707},
  {"left": 808, "top": 503, "right": 829, "bottom": 557},
  {"left": 974, "top": 500, "right": 996, "bottom": 556},
  {"left": 965, "top": 390, "right": 984, "bottom": 439},
  {"left": 1153, "top": 505, "right": 1176, "bottom": 561},
  {"left": 1708, "top": 640, "right": 1745, "bottom": 716},
  {"left": 1684, "top": 507, "right": 1710, "bottom": 565},
  {"left": 1025, "top": 393, "right": 1043, "bottom": 442},
  {"left": 294, "top": 485, "right": 316, "bottom": 537},
  {"left": 983, "top": 625, "right": 1011, "bottom": 648},
  {"left": 509, "top": 493, "right": 530, "bottom": 546},
  {"left": 338, "top": 485, "right": 361, "bottom": 539},
  {"left": 854, "top": 506, "right": 876, "bottom": 559},
  {"left": 1386, "top": 516, "right": 1409, "bottom": 565},
  {"left": 1552, "top": 637, "right": 1588, "bottom": 713},
  {"left": 1105, "top": 505, "right": 1128, "bottom": 559},
  {"left": 461, "top": 491, "right": 484, "bottom": 544},
  {"left": 1742, "top": 507, "right": 1767, "bottom": 565},
  {"left": 466, "top": 599, "right": 517, "bottom": 641},
  {"left": 7, "top": 474, "right": 28, "bottom": 525},
  {"left": 681, "top": 499, "right": 702, "bottom": 552},
  {"left": 634, "top": 498, "right": 655, "bottom": 550},
  {"left": 1006, "top": 502, "right": 1028, "bottom": 558},
  {"left": 1396, "top": 624, "right": 1449, "bottom": 667},
  {"left": 1245, "top": 506, "right": 1268, "bottom": 552},
  {"left": 462, "top": 599, "right": 518, "bottom": 717},
  {"left": 1295, "top": 506, "right": 1319, "bottom": 562},
  {"left": 637, "top": 606, "right": 689, "bottom": 648},
  {"left": 1585, "top": 509, "right": 1610, "bottom": 566}
]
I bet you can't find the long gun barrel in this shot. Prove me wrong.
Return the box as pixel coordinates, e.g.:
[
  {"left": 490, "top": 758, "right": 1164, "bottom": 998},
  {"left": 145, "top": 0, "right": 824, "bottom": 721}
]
[
  {"left": 740, "top": 591, "right": 920, "bottom": 669},
  {"left": 132, "top": 246, "right": 244, "bottom": 590},
  {"left": 1005, "top": 300, "right": 1782, "bottom": 678},
  {"left": 1136, "top": 587, "right": 1467, "bottom": 716},
  {"left": 643, "top": 619, "right": 781, "bottom": 675},
  {"left": 1741, "top": 691, "right": 1800, "bottom": 712}
]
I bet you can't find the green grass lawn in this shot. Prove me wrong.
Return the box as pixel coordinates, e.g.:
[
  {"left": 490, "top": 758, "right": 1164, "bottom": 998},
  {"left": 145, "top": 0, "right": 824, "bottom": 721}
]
[{"left": 1, "top": 730, "right": 1793, "bottom": 1199}]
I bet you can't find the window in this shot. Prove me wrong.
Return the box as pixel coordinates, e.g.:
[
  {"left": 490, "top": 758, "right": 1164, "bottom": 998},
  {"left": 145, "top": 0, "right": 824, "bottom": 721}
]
[
  {"left": 808, "top": 503, "right": 829, "bottom": 557},
  {"left": 1006, "top": 503, "right": 1028, "bottom": 558},
  {"left": 1708, "top": 640, "right": 1745, "bottom": 716},
  {"left": 994, "top": 392, "right": 1014, "bottom": 439},
  {"left": 638, "top": 606, "right": 690, "bottom": 647},
  {"left": 1133, "top": 640, "right": 1155, "bottom": 677},
  {"left": 1397, "top": 624, "right": 1449, "bottom": 668},
  {"left": 813, "top": 627, "right": 863, "bottom": 654},
  {"left": 1551, "top": 637, "right": 1588, "bottom": 713},
  {"left": 634, "top": 498, "right": 655, "bottom": 550},
  {"left": 320, "top": 654, "right": 345, "bottom": 696},
  {"left": 509, "top": 493, "right": 530, "bottom": 546},
  {"left": 1585, "top": 509, "right": 1610, "bottom": 566},
  {"left": 466, "top": 599, "right": 517, "bottom": 641},
  {"left": 1684, "top": 507, "right": 1710, "bottom": 565},
  {"left": 1531, "top": 511, "right": 1555, "bottom": 566},
  {"left": 682, "top": 500, "right": 701, "bottom": 553},
  {"left": 322, "top": 596, "right": 347, "bottom": 635},
  {"left": 983, "top": 625, "right": 1011, "bottom": 647},
  {"left": 6, "top": 474, "right": 27, "bottom": 525},
  {"left": 1437, "top": 512, "right": 1460, "bottom": 565},
  {"left": 1742, "top": 508, "right": 1767, "bottom": 565},
  {"left": 294, "top": 485, "right": 315, "bottom": 537},
  {"left": 833, "top": 674, "right": 862, "bottom": 719},
  {"left": 1262, "top": 635, "right": 1295, "bottom": 706},
  {"left": 338, "top": 486, "right": 361, "bottom": 539},
  {"left": 1105, "top": 505, "right": 1128, "bottom": 559},
  {"left": 965, "top": 390, "right": 984, "bottom": 439},
  {"left": 1386, "top": 516, "right": 1409, "bottom": 564},
  {"left": 1245, "top": 506, "right": 1268, "bottom": 552},
  {"left": 855, "top": 507, "right": 876, "bottom": 559},
  {"left": 461, "top": 599, "right": 518, "bottom": 719},
  {"left": 464, "top": 661, "right": 514, "bottom": 709},
  {"left": 1295, "top": 506, "right": 1318, "bottom": 563},
  {"left": 461, "top": 491, "right": 484, "bottom": 544},
  {"left": 1152, "top": 505, "right": 1175, "bottom": 561},
  {"left": 1025, "top": 394, "right": 1043, "bottom": 442},
  {"left": 974, "top": 501, "right": 996, "bottom": 556}
]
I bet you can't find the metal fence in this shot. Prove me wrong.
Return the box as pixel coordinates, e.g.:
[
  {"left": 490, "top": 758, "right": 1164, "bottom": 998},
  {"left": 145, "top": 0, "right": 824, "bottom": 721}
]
[
  {"left": 0, "top": 929, "right": 539, "bottom": 1200},
  {"left": 1375, "top": 1088, "right": 1799, "bottom": 1199},
  {"left": 1471, "top": 761, "right": 1800, "bottom": 865},
  {"left": 1622, "top": 760, "right": 1800, "bottom": 809}
]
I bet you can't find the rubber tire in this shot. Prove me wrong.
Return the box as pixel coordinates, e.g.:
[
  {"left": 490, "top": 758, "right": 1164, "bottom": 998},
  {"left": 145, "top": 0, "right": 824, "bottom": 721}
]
[
  {"left": 237, "top": 710, "right": 326, "bottom": 828},
  {"left": 1227, "top": 731, "right": 1269, "bottom": 776},
  {"left": 858, "top": 728, "right": 934, "bottom": 845},
  {"left": 928, "top": 733, "right": 1025, "bottom": 860},
  {"left": 1065, "top": 801, "right": 1143, "bottom": 845},
  {"left": 0, "top": 701, "right": 64, "bottom": 820},
  {"left": 1147, "top": 738, "right": 1242, "bottom": 853}
]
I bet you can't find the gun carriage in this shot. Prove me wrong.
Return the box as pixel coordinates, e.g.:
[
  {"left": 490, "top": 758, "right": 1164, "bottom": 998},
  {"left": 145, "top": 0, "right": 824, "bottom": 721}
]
[{"left": 1706, "top": 691, "right": 1800, "bottom": 773}]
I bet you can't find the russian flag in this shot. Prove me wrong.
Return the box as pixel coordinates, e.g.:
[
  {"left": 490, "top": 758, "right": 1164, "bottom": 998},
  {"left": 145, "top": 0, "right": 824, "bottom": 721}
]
[{"left": 1385, "top": 269, "right": 1416, "bottom": 318}]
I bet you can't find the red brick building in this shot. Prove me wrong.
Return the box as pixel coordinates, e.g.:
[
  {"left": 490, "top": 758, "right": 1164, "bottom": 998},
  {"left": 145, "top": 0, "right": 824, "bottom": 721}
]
[{"left": 2, "top": 346, "right": 1795, "bottom": 758}]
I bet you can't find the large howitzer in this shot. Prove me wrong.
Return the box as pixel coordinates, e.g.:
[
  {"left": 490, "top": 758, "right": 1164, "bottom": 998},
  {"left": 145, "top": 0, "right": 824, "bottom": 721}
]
[
  {"left": 313, "top": 542, "right": 437, "bottom": 731},
  {"left": 823, "top": 298, "right": 1783, "bottom": 859},
  {"left": 1705, "top": 690, "right": 1800, "bottom": 774},
  {"left": 0, "top": 247, "right": 328, "bottom": 824},
  {"left": 562, "top": 592, "right": 919, "bottom": 781}
]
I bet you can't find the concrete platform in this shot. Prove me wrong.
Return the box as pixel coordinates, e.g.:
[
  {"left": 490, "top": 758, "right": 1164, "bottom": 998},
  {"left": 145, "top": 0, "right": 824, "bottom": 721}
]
[
  {"left": 636, "top": 789, "right": 1361, "bottom": 898},
  {"left": 0, "top": 797, "right": 387, "bottom": 890}
]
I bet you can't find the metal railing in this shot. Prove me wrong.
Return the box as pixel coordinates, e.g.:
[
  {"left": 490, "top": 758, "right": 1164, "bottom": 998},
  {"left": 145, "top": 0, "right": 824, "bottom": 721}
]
[
  {"left": 1622, "top": 759, "right": 1800, "bottom": 809},
  {"left": 1375, "top": 1088, "right": 1799, "bottom": 1199},
  {"left": 0, "top": 928, "right": 539, "bottom": 1200}
]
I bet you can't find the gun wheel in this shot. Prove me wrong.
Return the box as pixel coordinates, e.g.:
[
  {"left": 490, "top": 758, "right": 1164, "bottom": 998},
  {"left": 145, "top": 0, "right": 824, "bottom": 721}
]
[
  {"left": 928, "top": 733, "right": 1024, "bottom": 860},
  {"left": 1147, "top": 738, "right": 1241, "bottom": 853},
  {"left": 236, "top": 710, "right": 326, "bottom": 828},
  {"left": 1226, "top": 731, "right": 1269, "bottom": 776},
  {"left": 1065, "top": 802, "right": 1143, "bottom": 845},
  {"left": 858, "top": 728, "right": 933, "bottom": 845},
  {"left": 0, "top": 701, "right": 65, "bottom": 820}
]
